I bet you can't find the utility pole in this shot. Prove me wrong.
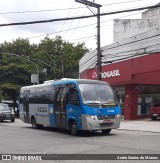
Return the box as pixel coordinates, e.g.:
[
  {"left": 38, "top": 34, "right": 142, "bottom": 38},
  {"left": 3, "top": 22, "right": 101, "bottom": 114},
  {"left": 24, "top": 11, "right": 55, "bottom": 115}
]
[
  {"left": 0, "top": 48, "right": 2, "bottom": 65},
  {"left": 61, "top": 52, "right": 64, "bottom": 78},
  {"left": 75, "top": 0, "right": 102, "bottom": 80}
]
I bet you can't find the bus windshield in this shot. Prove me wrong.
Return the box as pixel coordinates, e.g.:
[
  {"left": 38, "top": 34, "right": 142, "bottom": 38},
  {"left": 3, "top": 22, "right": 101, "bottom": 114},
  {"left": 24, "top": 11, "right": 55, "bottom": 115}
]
[{"left": 79, "top": 83, "right": 117, "bottom": 105}]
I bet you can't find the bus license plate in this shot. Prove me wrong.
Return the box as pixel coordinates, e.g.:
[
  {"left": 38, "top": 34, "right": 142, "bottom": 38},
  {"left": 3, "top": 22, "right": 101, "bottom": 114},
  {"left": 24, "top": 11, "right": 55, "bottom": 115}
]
[
  {"left": 153, "top": 114, "right": 158, "bottom": 116},
  {"left": 103, "top": 119, "right": 111, "bottom": 124}
]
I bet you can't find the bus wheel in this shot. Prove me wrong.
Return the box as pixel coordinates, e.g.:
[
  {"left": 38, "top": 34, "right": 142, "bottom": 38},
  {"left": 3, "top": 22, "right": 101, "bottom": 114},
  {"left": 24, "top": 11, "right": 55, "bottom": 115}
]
[
  {"left": 11, "top": 119, "right": 15, "bottom": 122},
  {"left": 31, "top": 117, "right": 43, "bottom": 129},
  {"left": 151, "top": 117, "right": 157, "bottom": 120},
  {"left": 69, "top": 121, "right": 79, "bottom": 136},
  {"left": 31, "top": 117, "right": 39, "bottom": 129},
  {"left": 101, "top": 129, "right": 111, "bottom": 134}
]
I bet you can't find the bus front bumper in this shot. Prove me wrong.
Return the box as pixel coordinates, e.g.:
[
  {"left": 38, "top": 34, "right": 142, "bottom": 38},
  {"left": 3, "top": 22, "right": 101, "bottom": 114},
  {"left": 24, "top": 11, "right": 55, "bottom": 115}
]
[{"left": 81, "top": 114, "right": 120, "bottom": 131}]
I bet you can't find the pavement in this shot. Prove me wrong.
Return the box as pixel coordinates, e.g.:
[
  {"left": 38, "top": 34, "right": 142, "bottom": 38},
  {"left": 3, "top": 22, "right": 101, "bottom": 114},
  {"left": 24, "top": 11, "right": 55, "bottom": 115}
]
[
  {"left": 15, "top": 117, "right": 160, "bottom": 133},
  {"left": 119, "top": 118, "right": 160, "bottom": 133}
]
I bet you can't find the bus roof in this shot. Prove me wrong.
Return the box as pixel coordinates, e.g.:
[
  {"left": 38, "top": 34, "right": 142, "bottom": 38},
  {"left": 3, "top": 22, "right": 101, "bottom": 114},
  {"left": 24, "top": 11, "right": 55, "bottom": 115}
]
[
  {"left": 51, "top": 79, "right": 109, "bottom": 85},
  {"left": 20, "top": 79, "right": 109, "bottom": 90}
]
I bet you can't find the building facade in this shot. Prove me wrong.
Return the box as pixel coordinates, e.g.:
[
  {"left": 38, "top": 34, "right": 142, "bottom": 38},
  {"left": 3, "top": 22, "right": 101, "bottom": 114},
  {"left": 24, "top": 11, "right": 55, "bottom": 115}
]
[{"left": 79, "top": 5, "right": 160, "bottom": 120}]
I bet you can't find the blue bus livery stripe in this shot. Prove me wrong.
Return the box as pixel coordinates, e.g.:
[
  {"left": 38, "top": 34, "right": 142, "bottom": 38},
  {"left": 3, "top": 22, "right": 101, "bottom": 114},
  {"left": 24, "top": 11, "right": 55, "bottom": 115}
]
[
  {"left": 35, "top": 114, "right": 49, "bottom": 117},
  {"left": 51, "top": 80, "right": 77, "bottom": 86}
]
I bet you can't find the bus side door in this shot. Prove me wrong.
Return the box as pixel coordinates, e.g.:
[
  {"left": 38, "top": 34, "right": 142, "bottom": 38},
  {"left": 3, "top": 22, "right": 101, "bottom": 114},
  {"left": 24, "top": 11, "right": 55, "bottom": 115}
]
[
  {"left": 55, "top": 86, "right": 67, "bottom": 128},
  {"left": 23, "top": 90, "right": 30, "bottom": 123},
  {"left": 66, "top": 86, "right": 82, "bottom": 129}
]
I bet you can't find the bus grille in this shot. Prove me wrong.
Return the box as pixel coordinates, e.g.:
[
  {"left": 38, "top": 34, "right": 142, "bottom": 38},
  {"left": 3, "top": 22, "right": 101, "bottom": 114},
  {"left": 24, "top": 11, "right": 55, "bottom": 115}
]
[
  {"left": 99, "top": 122, "right": 114, "bottom": 127},
  {"left": 97, "top": 115, "right": 115, "bottom": 120}
]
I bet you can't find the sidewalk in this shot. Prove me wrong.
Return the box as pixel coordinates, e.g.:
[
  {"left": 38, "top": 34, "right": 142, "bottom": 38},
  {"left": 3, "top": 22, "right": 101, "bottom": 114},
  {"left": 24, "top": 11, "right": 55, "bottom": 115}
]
[{"left": 119, "top": 118, "right": 160, "bottom": 133}]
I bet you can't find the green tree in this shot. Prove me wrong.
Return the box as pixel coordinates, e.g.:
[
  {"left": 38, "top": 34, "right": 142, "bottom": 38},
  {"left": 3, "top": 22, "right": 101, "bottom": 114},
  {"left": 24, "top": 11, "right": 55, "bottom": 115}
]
[
  {"left": 0, "top": 38, "right": 37, "bottom": 102},
  {"left": 34, "top": 36, "right": 88, "bottom": 80},
  {"left": 0, "top": 36, "right": 88, "bottom": 102},
  {"left": 63, "top": 41, "right": 88, "bottom": 78},
  {"left": 0, "top": 64, "right": 34, "bottom": 103},
  {"left": 1, "top": 38, "right": 37, "bottom": 58}
]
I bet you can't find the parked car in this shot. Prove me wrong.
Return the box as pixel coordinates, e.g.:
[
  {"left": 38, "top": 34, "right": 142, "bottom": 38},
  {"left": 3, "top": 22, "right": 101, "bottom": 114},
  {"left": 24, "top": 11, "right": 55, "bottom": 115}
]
[
  {"left": 1, "top": 101, "right": 19, "bottom": 117},
  {"left": 149, "top": 103, "right": 160, "bottom": 120},
  {"left": 0, "top": 103, "right": 15, "bottom": 122}
]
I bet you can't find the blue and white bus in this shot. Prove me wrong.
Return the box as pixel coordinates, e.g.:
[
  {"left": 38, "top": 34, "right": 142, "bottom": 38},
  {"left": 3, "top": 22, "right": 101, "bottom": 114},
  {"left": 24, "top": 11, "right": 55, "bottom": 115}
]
[{"left": 19, "top": 79, "right": 121, "bottom": 135}]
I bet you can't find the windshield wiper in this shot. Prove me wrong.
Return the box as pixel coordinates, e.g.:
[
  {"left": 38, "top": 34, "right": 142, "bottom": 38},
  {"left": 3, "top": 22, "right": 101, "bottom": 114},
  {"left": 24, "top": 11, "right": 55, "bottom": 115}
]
[
  {"left": 85, "top": 101, "right": 101, "bottom": 105},
  {"left": 102, "top": 102, "right": 118, "bottom": 106}
]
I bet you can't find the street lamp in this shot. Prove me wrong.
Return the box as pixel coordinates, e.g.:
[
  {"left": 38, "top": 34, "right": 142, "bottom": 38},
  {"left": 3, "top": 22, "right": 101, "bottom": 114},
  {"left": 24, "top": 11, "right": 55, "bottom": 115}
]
[
  {"left": 31, "top": 58, "right": 60, "bottom": 72},
  {"left": 2, "top": 52, "right": 39, "bottom": 84}
]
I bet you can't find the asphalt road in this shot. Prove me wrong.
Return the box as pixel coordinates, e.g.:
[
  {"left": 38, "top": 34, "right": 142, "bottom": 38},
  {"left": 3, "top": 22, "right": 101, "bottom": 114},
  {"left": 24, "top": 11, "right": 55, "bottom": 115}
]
[{"left": 0, "top": 119, "right": 160, "bottom": 162}]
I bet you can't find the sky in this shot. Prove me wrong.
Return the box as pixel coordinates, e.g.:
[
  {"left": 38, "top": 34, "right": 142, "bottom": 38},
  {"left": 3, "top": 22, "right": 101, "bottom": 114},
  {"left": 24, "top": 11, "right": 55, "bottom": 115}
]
[{"left": 0, "top": 0, "right": 160, "bottom": 50}]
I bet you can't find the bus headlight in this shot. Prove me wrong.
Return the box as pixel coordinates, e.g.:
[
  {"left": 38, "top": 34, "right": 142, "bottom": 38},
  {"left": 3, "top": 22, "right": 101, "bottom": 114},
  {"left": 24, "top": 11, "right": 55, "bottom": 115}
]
[
  {"left": 86, "top": 115, "right": 95, "bottom": 119},
  {"left": 116, "top": 114, "right": 121, "bottom": 118}
]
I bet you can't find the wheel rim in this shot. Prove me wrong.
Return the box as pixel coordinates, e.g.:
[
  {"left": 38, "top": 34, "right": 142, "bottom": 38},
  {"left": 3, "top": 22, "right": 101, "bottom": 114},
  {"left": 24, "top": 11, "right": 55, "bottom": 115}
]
[
  {"left": 72, "top": 124, "right": 76, "bottom": 134},
  {"left": 32, "top": 118, "right": 36, "bottom": 128},
  {"left": 71, "top": 122, "right": 77, "bottom": 135}
]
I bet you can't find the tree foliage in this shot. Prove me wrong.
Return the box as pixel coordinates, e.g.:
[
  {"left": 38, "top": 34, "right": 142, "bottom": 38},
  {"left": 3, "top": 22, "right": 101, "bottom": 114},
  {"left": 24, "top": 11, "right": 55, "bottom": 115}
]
[{"left": 0, "top": 36, "right": 88, "bottom": 102}]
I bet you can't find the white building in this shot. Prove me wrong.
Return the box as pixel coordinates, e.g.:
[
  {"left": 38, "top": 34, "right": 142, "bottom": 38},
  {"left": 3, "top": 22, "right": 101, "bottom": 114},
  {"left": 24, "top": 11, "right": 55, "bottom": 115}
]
[{"left": 79, "top": 4, "right": 160, "bottom": 120}]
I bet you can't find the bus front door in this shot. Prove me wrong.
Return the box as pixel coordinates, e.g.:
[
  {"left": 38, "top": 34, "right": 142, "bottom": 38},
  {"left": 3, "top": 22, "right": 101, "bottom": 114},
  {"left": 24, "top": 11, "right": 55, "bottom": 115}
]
[
  {"left": 55, "top": 87, "right": 67, "bottom": 129},
  {"left": 23, "top": 90, "right": 30, "bottom": 123}
]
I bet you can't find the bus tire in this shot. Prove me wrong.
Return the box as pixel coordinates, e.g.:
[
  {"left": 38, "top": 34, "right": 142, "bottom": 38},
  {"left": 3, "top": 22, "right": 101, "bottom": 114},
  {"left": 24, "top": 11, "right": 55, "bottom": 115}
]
[
  {"left": 31, "top": 117, "right": 37, "bottom": 128},
  {"left": 31, "top": 117, "right": 43, "bottom": 129},
  {"left": 101, "top": 129, "right": 111, "bottom": 134},
  {"left": 69, "top": 120, "right": 79, "bottom": 136},
  {"left": 151, "top": 117, "right": 157, "bottom": 120},
  {"left": 11, "top": 119, "right": 15, "bottom": 122}
]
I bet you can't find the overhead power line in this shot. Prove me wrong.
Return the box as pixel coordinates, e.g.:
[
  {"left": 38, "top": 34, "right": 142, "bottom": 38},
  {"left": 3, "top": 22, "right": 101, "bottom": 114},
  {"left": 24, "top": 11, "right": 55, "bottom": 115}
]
[
  {"left": 0, "top": 0, "right": 145, "bottom": 15},
  {"left": 80, "top": 47, "right": 160, "bottom": 72},
  {"left": 63, "top": 3, "right": 80, "bottom": 38},
  {"left": 0, "top": 7, "right": 85, "bottom": 15},
  {"left": 27, "top": 11, "right": 142, "bottom": 40},
  {"left": 60, "top": 1, "right": 75, "bottom": 36},
  {"left": 103, "top": 0, "right": 145, "bottom": 6},
  {"left": 103, "top": 33, "right": 160, "bottom": 52},
  {"left": 1, "top": 4, "right": 160, "bottom": 27},
  {"left": 103, "top": 39, "right": 160, "bottom": 59}
]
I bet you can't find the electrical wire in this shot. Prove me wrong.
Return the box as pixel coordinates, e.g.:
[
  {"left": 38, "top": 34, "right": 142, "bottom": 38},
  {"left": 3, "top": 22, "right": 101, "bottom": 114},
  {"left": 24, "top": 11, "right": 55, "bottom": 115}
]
[
  {"left": 80, "top": 57, "right": 97, "bottom": 69},
  {"left": 103, "top": 32, "right": 160, "bottom": 52},
  {"left": 80, "top": 64, "right": 97, "bottom": 78},
  {"left": 103, "top": 41, "right": 160, "bottom": 60},
  {"left": 60, "top": 1, "right": 75, "bottom": 36},
  {"left": 83, "top": 38, "right": 160, "bottom": 66},
  {"left": 79, "top": 37, "right": 160, "bottom": 71},
  {"left": 0, "top": 0, "right": 145, "bottom": 15},
  {"left": 63, "top": 3, "right": 81, "bottom": 38},
  {"left": 27, "top": 11, "right": 143, "bottom": 40},
  {"left": 80, "top": 48, "right": 160, "bottom": 75},
  {"left": 80, "top": 38, "right": 160, "bottom": 69},
  {"left": 68, "top": 9, "right": 160, "bottom": 44},
  {"left": 102, "top": 49, "right": 160, "bottom": 64},
  {"left": 1, "top": 4, "right": 160, "bottom": 27},
  {"left": 0, "top": 7, "right": 85, "bottom": 15},
  {"left": 68, "top": 7, "right": 88, "bottom": 40},
  {"left": 82, "top": 45, "right": 160, "bottom": 69},
  {"left": 103, "top": 0, "right": 145, "bottom": 6},
  {"left": 79, "top": 49, "right": 97, "bottom": 68}
]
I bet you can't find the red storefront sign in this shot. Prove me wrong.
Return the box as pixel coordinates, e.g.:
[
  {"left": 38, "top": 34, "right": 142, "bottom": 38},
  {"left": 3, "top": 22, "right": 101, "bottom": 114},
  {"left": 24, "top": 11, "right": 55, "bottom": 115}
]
[{"left": 80, "top": 53, "right": 160, "bottom": 86}]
